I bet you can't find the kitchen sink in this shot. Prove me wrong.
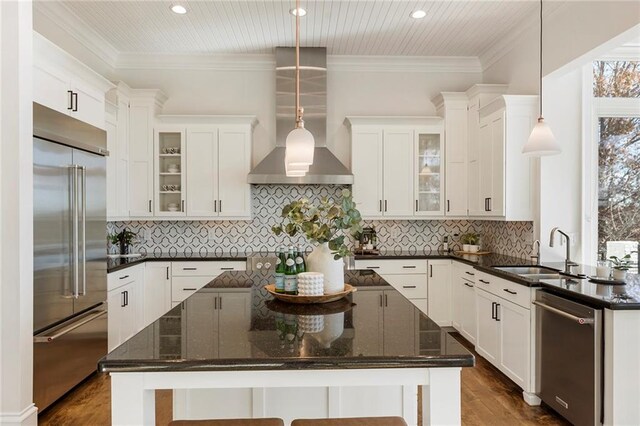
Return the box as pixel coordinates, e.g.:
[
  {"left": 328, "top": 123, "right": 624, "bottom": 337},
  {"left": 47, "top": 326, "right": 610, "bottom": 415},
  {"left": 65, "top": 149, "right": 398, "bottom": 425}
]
[{"left": 493, "top": 265, "right": 560, "bottom": 280}]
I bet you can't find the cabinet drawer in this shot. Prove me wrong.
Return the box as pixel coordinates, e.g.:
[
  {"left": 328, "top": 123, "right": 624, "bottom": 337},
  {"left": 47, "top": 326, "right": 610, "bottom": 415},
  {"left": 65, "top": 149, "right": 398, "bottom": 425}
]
[
  {"left": 454, "top": 261, "right": 477, "bottom": 281},
  {"left": 108, "top": 265, "right": 142, "bottom": 292},
  {"left": 171, "top": 261, "right": 246, "bottom": 277},
  {"left": 475, "top": 271, "right": 531, "bottom": 309},
  {"left": 355, "top": 259, "right": 427, "bottom": 275},
  {"left": 381, "top": 274, "right": 427, "bottom": 299},
  {"left": 172, "top": 276, "right": 214, "bottom": 302}
]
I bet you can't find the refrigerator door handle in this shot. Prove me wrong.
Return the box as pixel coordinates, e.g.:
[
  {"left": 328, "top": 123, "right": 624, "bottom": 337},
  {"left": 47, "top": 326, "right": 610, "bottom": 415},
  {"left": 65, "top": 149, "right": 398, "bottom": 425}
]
[
  {"left": 34, "top": 308, "right": 107, "bottom": 343},
  {"left": 80, "top": 166, "right": 87, "bottom": 296},
  {"left": 69, "top": 165, "right": 80, "bottom": 299}
]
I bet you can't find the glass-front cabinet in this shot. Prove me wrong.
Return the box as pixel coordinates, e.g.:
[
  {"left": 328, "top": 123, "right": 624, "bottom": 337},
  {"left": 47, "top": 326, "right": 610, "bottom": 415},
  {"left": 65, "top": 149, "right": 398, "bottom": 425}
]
[
  {"left": 154, "top": 127, "right": 186, "bottom": 217},
  {"left": 415, "top": 128, "right": 445, "bottom": 216}
]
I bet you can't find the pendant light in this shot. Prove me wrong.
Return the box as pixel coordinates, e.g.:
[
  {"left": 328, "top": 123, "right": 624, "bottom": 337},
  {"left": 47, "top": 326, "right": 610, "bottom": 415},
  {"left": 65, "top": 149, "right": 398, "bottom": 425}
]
[
  {"left": 522, "top": 0, "right": 561, "bottom": 157},
  {"left": 285, "top": 0, "right": 315, "bottom": 176}
]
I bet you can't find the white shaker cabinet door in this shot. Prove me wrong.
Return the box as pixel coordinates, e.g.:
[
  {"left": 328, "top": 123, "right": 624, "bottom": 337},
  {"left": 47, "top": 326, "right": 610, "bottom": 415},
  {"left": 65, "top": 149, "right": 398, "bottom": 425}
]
[
  {"left": 186, "top": 127, "right": 218, "bottom": 217},
  {"left": 129, "top": 104, "right": 154, "bottom": 217},
  {"left": 383, "top": 129, "right": 414, "bottom": 217},
  {"left": 217, "top": 291, "right": 251, "bottom": 358},
  {"left": 33, "top": 64, "right": 71, "bottom": 117},
  {"left": 70, "top": 77, "right": 106, "bottom": 130},
  {"left": 352, "top": 290, "right": 384, "bottom": 356},
  {"left": 218, "top": 127, "right": 251, "bottom": 219},
  {"left": 475, "top": 288, "right": 500, "bottom": 365},
  {"left": 351, "top": 129, "right": 384, "bottom": 218},
  {"left": 144, "top": 262, "right": 172, "bottom": 327},
  {"left": 489, "top": 113, "right": 505, "bottom": 217},
  {"left": 460, "top": 279, "right": 477, "bottom": 345},
  {"left": 498, "top": 299, "right": 530, "bottom": 389},
  {"left": 427, "top": 260, "right": 452, "bottom": 326},
  {"left": 383, "top": 290, "right": 416, "bottom": 356}
]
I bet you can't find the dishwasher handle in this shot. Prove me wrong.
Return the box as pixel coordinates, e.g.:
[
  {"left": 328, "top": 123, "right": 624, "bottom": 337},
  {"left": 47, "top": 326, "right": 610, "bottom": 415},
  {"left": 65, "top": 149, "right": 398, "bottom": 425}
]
[{"left": 533, "top": 300, "right": 595, "bottom": 325}]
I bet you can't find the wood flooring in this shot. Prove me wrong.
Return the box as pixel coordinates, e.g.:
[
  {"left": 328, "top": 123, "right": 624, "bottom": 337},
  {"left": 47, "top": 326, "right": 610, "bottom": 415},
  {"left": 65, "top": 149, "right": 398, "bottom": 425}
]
[{"left": 38, "top": 333, "right": 568, "bottom": 426}]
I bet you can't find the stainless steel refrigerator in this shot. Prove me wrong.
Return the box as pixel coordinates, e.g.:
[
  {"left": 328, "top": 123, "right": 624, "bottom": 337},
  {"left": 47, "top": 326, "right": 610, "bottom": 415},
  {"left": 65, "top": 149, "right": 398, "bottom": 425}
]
[{"left": 32, "top": 103, "right": 108, "bottom": 411}]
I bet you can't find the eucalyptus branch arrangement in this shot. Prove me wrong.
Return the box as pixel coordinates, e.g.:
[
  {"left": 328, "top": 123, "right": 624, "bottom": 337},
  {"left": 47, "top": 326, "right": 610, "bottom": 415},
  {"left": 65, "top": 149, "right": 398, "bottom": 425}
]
[{"left": 272, "top": 189, "right": 363, "bottom": 259}]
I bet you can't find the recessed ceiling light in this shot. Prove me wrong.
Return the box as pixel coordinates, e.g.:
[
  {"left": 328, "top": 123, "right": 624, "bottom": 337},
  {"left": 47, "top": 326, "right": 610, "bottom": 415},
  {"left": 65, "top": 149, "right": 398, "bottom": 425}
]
[
  {"left": 171, "top": 4, "right": 187, "bottom": 15},
  {"left": 289, "top": 7, "right": 307, "bottom": 17},
  {"left": 410, "top": 10, "right": 427, "bottom": 19}
]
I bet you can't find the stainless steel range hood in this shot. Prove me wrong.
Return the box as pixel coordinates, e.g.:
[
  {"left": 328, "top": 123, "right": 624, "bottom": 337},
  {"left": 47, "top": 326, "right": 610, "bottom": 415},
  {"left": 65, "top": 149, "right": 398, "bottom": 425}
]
[{"left": 248, "top": 47, "right": 353, "bottom": 185}]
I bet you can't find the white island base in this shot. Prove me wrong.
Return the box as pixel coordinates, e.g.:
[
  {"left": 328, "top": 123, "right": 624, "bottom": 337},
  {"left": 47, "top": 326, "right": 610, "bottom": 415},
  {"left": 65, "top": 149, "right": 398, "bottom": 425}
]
[{"left": 111, "top": 367, "right": 462, "bottom": 426}]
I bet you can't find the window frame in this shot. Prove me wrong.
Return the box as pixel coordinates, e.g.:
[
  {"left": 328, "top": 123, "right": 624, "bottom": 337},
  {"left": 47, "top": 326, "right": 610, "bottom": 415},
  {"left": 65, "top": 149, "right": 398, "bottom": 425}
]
[{"left": 582, "top": 58, "right": 640, "bottom": 263}]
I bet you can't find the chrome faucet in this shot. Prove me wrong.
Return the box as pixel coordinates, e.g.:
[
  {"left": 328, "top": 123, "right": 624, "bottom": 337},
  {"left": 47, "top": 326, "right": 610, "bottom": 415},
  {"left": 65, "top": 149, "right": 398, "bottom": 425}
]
[
  {"left": 531, "top": 240, "right": 541, "bottom": 265},
  {"left": 549, "top": 227, "right": 578, "bottom": 273}
]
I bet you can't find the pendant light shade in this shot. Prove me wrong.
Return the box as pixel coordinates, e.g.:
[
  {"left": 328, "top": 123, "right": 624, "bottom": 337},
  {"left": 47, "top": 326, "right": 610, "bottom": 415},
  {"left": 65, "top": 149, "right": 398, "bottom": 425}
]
[
  {"left": 285, "top": 126, "right": 315, "bottom": 166},
  {"left": 284, "top": 0, "right": 315, "bottom": 176},
  {"left": 522, "top": 0, "right": 561, "bottom": 157},
  {"left": 523, "top": 118, "right": 560, "bottom": 156}
]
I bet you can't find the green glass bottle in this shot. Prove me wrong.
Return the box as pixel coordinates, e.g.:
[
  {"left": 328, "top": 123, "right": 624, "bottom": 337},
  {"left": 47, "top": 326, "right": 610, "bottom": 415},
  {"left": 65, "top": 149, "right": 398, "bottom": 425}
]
[
  {"left": 275, "top": 246, "right": 286, "bottom": 293},
  {"left": 295, "top": 246, "right": 306, "bottom": 274},
  {"left": 284, "top": 246, "right": 298, "bottom": 295}
]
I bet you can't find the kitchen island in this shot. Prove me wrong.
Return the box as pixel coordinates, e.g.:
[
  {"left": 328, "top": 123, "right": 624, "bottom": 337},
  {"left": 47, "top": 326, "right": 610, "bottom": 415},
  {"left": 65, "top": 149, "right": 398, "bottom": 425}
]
[{"left": 100, "top": 269, "right": 474, "bottom": 425}]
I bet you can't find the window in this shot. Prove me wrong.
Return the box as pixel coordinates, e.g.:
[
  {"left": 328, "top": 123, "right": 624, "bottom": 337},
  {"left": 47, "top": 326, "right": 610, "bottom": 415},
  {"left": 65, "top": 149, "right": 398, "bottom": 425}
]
[{"left": 590, "top": 60, "right": 640, "bottom": 271}]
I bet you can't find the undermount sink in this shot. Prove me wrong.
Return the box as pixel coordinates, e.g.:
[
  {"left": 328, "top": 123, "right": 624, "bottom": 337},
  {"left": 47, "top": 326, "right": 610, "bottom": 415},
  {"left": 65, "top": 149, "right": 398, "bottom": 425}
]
[{"left": 493, "top": 265, "right": 560, "bottom": 280}]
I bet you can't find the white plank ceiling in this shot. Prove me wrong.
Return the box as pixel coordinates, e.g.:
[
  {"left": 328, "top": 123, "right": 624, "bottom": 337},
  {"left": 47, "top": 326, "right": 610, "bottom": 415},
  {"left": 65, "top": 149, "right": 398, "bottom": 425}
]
[{"left": 54, "top": 0, "right": 562, "bottom": 57}]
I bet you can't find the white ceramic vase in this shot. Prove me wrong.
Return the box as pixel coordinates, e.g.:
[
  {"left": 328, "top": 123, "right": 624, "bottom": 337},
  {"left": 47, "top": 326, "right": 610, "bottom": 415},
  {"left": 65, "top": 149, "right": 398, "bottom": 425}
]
[
  {"left": 310, "top": 312, "right": 344, "bottom": 348},
  {"left": 306, "top": 242, "right": 345, "bottom": 294},
  {"left": 612, "top": 269, "right": 627, "bottom": 281}
]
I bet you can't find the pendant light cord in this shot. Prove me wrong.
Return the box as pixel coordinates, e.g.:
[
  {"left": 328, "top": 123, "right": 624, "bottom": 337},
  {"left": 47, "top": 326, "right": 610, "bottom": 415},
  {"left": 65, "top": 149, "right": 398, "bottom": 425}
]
[
  {"left": 539, "top": 0, "right": 543, "bottom": 119},
  {"left": 295, "top": 0, "right": 303, "bottom": 128}
]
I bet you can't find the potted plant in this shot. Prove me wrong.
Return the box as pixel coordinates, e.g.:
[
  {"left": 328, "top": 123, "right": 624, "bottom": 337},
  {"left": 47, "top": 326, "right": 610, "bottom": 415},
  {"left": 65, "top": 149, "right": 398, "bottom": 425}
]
[
  {"left": 272, "top": 189, "right": 363, "bottom": 294},
  {"left": 108, "top": 229, "right": 137, "bottom": 256},
  {"left": 609, "top": 254, "right": 632, "bottom": 281},
  {"left": 461, "top": 233, "right": 480, "bottom": 253}
]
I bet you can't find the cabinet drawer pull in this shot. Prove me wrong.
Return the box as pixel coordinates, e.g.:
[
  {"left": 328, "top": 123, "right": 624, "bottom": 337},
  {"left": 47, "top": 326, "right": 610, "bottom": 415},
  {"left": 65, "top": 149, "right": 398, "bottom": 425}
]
[
  {"left": 465, "top": 271, "right": 475, "bottom": 276},
  {"left": 121, "top": 291, "right": 126, "bottom": 307},
  {"left": 166, "top": 266, "right": 169, "bottom": 280},
  {"left": 219, "top": 200, "right": 222, "bottom": 212},
  {"left": 67, "top": 90, "right": 73, "bottom": 110},
  {"left": 464, "top": 282, "right": 474, "bottom": 288},
  {"left": 366, "top": 266, "right": 380, "bottom": 269},
  {"left": 384, "top": 200, "right": 387, "bottom": 212},
  {"left": 218, "top": 296, "right": 222, "bottom": 309},
  {"left": 491, "top": 301, "right": 496, "bottom": 319},
  {"left": 447, "top": 200, "right": 450, "bottom": 212},
  {"left": 119, "top": 275, "right": 130, "bottom": 280},
  {"left": 496, "top": 303, "right": 500, "bottom": 321},
  {"left": 503, "top": 288, "right": 517, "bottom": 295},
  {"left": 379, "top": 294, "right": 383, "bottom": 307},
  {"left": 478, "top": 279, "right": 490, "bottom": 284},
  {"left": 214, "top": 200, "right": 217, "bottom": 212},
  {"left": 379, "top": 200, "right": 382, "bottom": 212},
  {"left": 430, "top": 265, "right": 433, "bottom": 277},
  {"left": 415, "top": 200, "right": 418, "bottom": 212},
  {"left": 182, "top": 287, "right": 197, "bottom": 291},
  {"left": 402, "top": 285, "right": 417, "bottom": 289},
  {"left": 149, "top": 200, "right": 152, "bottom": 213},
  {"left": 220, "top": 267, "right": 234, "bottom": 270},
  {"left": 183, "top": 267, "right": 197, "bottom": 271},
  {"left": 72, "top": 92, "right": 78, "bottom": 112},
  {"left": 402, "top": 265, "right": 416, "bottom": 269}
]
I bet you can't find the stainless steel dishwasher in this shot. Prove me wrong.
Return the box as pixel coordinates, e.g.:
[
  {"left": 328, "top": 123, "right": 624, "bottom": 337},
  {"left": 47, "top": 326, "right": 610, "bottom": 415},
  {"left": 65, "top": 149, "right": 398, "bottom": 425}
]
[{"left": 534, "top": 291, "right": 602, "bottom": 426}]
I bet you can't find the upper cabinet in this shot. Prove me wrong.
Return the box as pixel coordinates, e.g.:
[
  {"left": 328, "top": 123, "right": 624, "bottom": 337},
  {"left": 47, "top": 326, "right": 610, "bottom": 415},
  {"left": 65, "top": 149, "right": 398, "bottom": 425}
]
[
  {"left": 154, "top": 116, "right": 256, "bottom": 220},
  {"left": 33, "top": 32, "right": 114, "bottom": 130},
  {"left": 346, "top": 117, "right": 444, "bottom": 220},
  {"left": 477, "top": 95, "right": 537, "bottom": 220}
]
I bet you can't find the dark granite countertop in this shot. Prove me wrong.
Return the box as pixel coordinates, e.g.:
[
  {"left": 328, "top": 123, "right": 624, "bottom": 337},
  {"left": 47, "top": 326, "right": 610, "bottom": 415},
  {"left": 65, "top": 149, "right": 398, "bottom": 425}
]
[
  {"left": 107, "top": 252, "right": 249, "bottom": 273},
  {"left": 99, "top": 269, "right": 475, "bottom": 373}
]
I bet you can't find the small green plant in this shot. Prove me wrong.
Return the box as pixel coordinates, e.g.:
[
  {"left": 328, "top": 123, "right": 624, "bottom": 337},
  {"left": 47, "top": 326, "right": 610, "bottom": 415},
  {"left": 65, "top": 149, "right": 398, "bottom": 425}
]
[
  {"left": 108, "top": 230, "right": 137, "bottom": 254},
  {"left": 272, "top": 189, "right": 363, "bottom": 259},
  {"left": 609, "top": 254, "right": 632, "bottom": 270},
  {"left": 461, "top": 233, "right": 480, "bottom": 245}
]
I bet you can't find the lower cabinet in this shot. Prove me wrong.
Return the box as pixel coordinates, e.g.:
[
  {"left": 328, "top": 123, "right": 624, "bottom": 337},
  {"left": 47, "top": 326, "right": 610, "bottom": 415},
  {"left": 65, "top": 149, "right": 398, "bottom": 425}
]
[
  {"left": 475, "top": 273, "right": 532, "bottom": 392},
  {"left": 452, "top": 261, "right": 477, "bottom": 344},
  {"left": 144, "top": 262, "right": 172, "bottom": 327},
  {"left": 426, "top": 259, "right": 452, "bottom": 326},
  {"left": 171, "top": 260, "right": 247, "bottom": 306},
  {"left": 107, "top": 265, "right": 144, "bottom": 351}
]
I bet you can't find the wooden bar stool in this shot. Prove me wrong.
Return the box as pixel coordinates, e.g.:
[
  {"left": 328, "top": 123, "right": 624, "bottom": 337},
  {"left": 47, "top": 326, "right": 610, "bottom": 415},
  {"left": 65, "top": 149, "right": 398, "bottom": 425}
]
[
  {"left": 169, "top": 419, "right": 284, "bottom": 426},
  {"left": 291, "top": 417, "right": 407, "bottom": 426}
]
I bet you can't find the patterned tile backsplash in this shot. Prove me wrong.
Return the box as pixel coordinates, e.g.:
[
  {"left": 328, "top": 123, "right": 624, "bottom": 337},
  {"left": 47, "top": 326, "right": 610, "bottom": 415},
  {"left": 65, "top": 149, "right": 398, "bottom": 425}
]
[{"left": 108, "top": 185, "right": 534, "bottom": 259}]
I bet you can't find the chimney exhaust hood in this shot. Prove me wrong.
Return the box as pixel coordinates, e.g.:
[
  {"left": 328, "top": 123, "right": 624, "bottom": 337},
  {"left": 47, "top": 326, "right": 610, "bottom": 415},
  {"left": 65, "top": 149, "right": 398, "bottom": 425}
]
[{"left": 248, "top": 47, "right": 353, "bottom": 185}]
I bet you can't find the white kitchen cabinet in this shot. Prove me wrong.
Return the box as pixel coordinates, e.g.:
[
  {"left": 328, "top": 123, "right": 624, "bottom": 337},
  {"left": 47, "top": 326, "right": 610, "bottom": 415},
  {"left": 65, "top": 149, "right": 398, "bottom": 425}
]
[
  {"left": 107, "top": 265, "right": 144, "bottom": 351},
  {"left": 465, "top": 84, "right": 508, "bottom": 217},
  {"left": 473, "top": 270, "right": 535, "bottom": 399},
  {"left": 352, "top": 289, "right": 384, "bottom": 356},
  {"left": 477, "top": 95, "right": 538, "bottom": 220},
  {"left": 106, "top": 83, "right": 131, "bottom": 220},
  {"left": 451, "top": 261, "right": 477, "bottom": 344},
  {"left": 129, "top": 90, "right": 167, "bottom": 217},
  {"left": 383, "top": 129, "right": 414, "bottom": 217},
  {"left": 427, "top": 259, "right": 452, "bottom": 326},
  {"left": 155, "top": 127, "right": 187, "bottom": 217},
  {"left": 171, "top": 260, "right": 247, "bottom": 305},
  {"left": 159, "top": 117, "right": 255, "bottom": 220},
  {"left": 433, "top": 93, "right": 468, "bottom": 216},
  {"left": 383, "top": 290, "right": 416, "bottom": 356},
  {"left": 350, "top": 128, "right": 384, "bottom": 217},
  {"left": 143, "top": 262, "right": 172, "bottom": 327},
  {"left": 33, "top": 33, "right": 113, "bottom": 130},
  {"left": 346, "top": 117, "right": 444, "bottom": 220}
]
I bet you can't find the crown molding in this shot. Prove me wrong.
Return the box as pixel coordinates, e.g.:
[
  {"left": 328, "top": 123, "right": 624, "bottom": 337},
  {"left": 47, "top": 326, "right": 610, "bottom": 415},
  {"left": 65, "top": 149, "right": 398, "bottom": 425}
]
[
  {"left": 116, "top": 53, "right": 276, "bottom": 71},
  {"left": 34, "top": 1, "right": 119, "bottom": 69},
  {"left": 328, "top": 55, "right": 482, "bottom": 73},
  {"left": 479, "top": 3, "right": 570, "bottom": 72}
]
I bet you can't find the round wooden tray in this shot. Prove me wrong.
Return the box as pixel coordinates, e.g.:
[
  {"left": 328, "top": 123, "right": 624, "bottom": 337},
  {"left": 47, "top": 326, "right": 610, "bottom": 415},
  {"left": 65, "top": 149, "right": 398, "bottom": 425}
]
[{"left": 265, "top": 284, "right": 356, "bottom": 304}]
